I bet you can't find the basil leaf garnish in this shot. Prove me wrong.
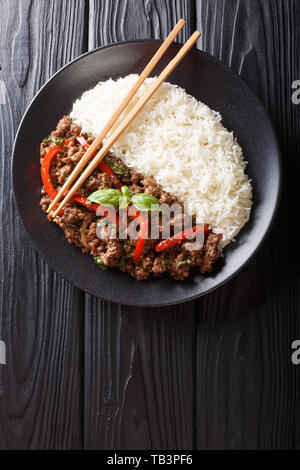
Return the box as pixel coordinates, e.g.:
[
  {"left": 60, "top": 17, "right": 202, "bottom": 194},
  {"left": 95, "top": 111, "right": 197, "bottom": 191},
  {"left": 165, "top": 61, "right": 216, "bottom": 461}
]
[
  {"left": 87, "top": 188, "right": 121, "bottom": 207},
  {"left": 122, "top": 186, "right": 130, "bottom": 198},
  {"left": 131, "top": 193, "right": 161, "bottom": 212},
  {"left": 119, "top": 186, "right": 131, "bottom": 209},
  {"left": 88, "top": 186, "right": 161, "bottom": 211}
]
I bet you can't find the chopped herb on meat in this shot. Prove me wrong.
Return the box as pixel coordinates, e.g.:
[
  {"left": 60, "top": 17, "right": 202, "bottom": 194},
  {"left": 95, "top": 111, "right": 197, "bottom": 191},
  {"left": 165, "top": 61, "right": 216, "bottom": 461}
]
[
  {"left": 162, "top": 254, "right": 170, "bottom": 268},
  {"left": 177, "top": 255, "right": 195, "bottom": 269},
  {"left": 104, "top": 155, "right": 130, "bottom": 179},
  {"left": 55, "top": 137, "right": 66, "bottom": 147},
  {"left": 42, "top": 136, "right": 52, "bottom": 145},
  {"left": 94, "top": 257, "right": 107, "bottom": 270}
]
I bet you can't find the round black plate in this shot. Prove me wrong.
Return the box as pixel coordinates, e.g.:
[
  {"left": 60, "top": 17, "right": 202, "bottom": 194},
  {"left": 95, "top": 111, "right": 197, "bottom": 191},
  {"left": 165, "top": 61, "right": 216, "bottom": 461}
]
[{"left": 12, "top": 41, "right": 281, "bottom": 307}]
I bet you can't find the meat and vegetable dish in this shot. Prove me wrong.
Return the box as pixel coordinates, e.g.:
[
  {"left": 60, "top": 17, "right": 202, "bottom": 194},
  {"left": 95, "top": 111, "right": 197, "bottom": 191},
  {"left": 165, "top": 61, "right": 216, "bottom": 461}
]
[
  {"left": 40, "top": 74, "right": 252, "bottom": 282},
  {"left": 40, "top": 116, "right": 222, "bottom": 281}
]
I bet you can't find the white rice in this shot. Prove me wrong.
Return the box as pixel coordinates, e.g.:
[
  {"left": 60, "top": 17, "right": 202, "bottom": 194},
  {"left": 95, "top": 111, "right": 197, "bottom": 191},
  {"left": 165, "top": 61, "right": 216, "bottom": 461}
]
[{"left": 70, "top": 74, "right": 252, "bottom": 246}]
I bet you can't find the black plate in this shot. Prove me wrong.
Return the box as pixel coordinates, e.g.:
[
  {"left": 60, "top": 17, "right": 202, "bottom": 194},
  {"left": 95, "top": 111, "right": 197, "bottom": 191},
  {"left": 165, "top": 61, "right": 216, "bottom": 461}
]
[{"left": 12, "top": 41, "right": 281, "bottom": 307}]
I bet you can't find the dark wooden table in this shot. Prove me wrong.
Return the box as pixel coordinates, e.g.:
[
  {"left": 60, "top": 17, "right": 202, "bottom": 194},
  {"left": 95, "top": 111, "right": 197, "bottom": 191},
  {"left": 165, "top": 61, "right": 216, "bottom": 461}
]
[{"left": 0, "top": 0, "right": 299, "bottom": 450}]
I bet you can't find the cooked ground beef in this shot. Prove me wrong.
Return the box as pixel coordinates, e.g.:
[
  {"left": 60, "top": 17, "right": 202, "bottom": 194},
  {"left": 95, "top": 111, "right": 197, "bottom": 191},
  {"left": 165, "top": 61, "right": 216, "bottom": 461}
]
[{"left": 40, "top": 116, "right": 222, "bottom": 281}]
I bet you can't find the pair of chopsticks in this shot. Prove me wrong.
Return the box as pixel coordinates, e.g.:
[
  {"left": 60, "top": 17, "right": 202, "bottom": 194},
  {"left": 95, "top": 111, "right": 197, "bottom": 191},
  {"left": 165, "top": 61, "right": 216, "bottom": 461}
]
[{"left": 48, "top": 19, "right": 201, "bottom": 217}]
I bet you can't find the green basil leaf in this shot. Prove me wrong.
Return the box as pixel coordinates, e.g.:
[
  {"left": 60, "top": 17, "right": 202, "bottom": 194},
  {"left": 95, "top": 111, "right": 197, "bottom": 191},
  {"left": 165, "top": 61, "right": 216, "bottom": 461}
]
[
  {"left": 87, "top": 189, "right": 121, "bottom": 207},
  {"left": 121, "top": 186, "right": 130, "bottom": 198},
  {"left": 119, "top": 186, "right": 130, "bottom": 209},
  {"left": 131, "top": 193, "right": 161, "bottom": 212},
  {"left": 119, "top": 197, "right": 129, "bottom": 209}
]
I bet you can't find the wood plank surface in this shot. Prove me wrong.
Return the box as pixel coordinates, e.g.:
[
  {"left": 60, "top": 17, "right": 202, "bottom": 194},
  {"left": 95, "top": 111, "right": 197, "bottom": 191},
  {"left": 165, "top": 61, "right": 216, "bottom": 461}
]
[
  {"left": 84, "top": 0, "right": 197, "bottom": 450},
  {"left": 195, "top": 0, "right": 300, "bottom": 450},
  {"left": 0, "top": 0, "right": 87, "bottom": 450},
  {"left": 0, "top": 0, "right": 299, "bottom": 451}
]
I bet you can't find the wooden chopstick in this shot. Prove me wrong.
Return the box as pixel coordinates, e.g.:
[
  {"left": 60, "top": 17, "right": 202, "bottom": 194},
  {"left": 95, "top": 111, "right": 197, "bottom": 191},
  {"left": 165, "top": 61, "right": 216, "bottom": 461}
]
[
  {"left": 47, "top": 19, "right": 186, "bottom": 213},
  {"left": 52, "top": 30, "right": 201, "bottom": 218}
]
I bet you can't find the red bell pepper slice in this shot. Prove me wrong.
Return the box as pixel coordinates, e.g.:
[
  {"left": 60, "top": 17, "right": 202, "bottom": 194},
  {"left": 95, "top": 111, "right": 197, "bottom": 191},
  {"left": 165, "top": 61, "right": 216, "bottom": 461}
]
[
  {"left": 132, "top": 212, "right": 148, "bottom": 263},
  {"left": 76, "top": 135, "right": 122, "bottom": 188},
  {"left": 75, "top": 135, "right": 91, "bottom": 151},
  {"left": 41, "top": 139, "right": 119, "bottom": 225},
  {"left": 41, "top": 144, "right": 61, "bottom": 201},
  {"left": 155, "top": 225, "right": 212, "bottom": 253},
  {"left": 41, "top": 139, "right": 74, "bottom": 206}
]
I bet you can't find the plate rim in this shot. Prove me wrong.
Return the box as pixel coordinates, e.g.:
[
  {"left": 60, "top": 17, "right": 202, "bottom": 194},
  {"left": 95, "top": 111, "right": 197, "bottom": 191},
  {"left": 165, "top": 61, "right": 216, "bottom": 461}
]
[{"left": 12, "top": 39, "right": 282, "bottom": 307}]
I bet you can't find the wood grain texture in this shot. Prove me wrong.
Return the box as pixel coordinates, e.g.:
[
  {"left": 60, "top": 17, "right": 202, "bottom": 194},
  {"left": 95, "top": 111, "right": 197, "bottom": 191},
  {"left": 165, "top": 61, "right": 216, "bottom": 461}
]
[
  {"left": 0, "top": 0, "right": 299, "bottom": 451},
  {"left": 195, "top": 0, "right": 300, "bottom": 450},
  {"left": 84, "top": 0, "right": 197, "bottom": 450},
  {"left": 84, "top": 299, "right": 196, "bottom": 450},
  {"left": 88, "top": 0, "right": 195, "bottom": 49},
  {"left": 0, "top": 0, "right": 87, "bottom": 449}
]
